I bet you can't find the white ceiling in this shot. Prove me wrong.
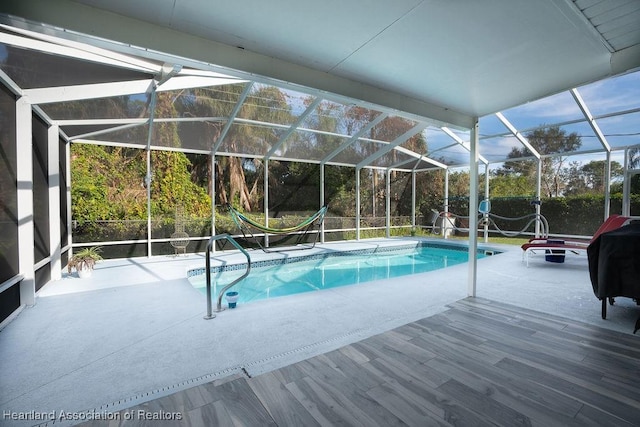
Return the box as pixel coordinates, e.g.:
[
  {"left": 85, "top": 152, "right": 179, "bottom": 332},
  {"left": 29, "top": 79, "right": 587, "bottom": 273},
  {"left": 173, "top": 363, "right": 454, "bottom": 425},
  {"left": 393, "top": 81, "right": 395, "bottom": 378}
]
[{"left": 2, "top": 0, "right": 640, "bottom": 130}]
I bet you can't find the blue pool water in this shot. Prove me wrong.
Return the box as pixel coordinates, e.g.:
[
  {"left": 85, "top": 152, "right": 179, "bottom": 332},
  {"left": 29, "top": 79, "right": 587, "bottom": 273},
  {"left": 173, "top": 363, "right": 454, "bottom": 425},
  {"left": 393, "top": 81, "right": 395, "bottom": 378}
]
[{"left": 189, "top": 244, "right": 491, "bottom": 305}]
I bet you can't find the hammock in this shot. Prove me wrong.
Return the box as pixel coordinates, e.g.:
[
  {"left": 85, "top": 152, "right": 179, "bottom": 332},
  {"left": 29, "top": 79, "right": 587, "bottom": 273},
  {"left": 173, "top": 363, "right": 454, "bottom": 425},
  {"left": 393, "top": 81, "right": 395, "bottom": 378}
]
[{"left": 226, "top": 204, "right": 328, "bottom": 252}]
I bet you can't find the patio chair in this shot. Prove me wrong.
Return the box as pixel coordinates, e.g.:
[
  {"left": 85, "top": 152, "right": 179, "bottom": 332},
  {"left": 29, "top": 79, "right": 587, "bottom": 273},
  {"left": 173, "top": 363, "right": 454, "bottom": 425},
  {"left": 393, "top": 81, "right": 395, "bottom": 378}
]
[
  {"left": 170, "top": 207, "right": 190, "bottom": 256},
  {"left": 521, "top": 214, "right": 631, "bottom": 267}
]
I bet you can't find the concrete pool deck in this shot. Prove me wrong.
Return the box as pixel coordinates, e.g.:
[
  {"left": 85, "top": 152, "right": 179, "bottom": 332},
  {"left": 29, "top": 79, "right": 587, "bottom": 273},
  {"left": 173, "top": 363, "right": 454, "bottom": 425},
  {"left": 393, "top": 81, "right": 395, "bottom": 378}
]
[{"left": 1, "top": 237, "right": 639, "bottom": 426}]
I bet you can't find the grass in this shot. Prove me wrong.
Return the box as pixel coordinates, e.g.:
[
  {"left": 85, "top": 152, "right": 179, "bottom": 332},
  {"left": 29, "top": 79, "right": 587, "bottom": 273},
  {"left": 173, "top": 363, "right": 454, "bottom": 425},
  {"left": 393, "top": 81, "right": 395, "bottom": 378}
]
[
  {"left": 348, "top": 227, "right": 530, "bottom": 246},
  {"left": 428, "top": 234, "right": 529, "bottom": 246},
  {"left": 406, "top": 227, "right": 530, "bottom": 246},
  {"left": 485, "top": 236, "right": 529, "bottom": 246}
]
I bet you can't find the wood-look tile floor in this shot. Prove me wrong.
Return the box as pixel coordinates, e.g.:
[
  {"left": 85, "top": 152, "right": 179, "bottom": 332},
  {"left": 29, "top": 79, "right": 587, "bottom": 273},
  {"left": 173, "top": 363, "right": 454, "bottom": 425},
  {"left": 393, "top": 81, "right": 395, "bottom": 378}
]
[{"left": 77, "top": 297, "right": 640, "bottom": 426}]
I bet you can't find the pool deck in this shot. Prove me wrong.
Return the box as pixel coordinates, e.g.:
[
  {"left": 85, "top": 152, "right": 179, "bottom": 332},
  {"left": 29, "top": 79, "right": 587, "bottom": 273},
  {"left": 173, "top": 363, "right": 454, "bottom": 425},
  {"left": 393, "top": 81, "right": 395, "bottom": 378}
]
[{"left": 1, "top": 237, "right": 639, "bottom": 426}]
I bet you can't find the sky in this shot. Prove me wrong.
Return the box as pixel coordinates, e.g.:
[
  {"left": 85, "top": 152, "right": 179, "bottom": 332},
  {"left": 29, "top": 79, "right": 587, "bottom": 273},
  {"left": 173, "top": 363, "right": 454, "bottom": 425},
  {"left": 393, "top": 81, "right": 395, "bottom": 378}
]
[{"left": 430, "top": 69, "right": 640, "bottom": 170}]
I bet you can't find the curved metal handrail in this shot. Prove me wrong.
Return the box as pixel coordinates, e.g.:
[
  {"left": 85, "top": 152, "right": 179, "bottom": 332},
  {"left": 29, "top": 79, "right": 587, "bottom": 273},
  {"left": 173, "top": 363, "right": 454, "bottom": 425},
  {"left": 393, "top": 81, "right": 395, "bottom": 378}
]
[
  {"left": 204, "top": 234, "right": 251, "bottom": 319},
  {"left": 432, "top": 210, "right": 549, "bottom": 238}
]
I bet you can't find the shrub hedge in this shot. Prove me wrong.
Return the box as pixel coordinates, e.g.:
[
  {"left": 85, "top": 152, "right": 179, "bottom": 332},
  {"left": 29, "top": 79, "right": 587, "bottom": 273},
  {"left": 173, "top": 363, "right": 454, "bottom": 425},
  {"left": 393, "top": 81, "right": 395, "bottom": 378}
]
[
  {"left": 74, "top": 194, "right": 640, "bottom": 258},
  {"left": 429, "top": 194, "right": 639, "bottom": 237}
]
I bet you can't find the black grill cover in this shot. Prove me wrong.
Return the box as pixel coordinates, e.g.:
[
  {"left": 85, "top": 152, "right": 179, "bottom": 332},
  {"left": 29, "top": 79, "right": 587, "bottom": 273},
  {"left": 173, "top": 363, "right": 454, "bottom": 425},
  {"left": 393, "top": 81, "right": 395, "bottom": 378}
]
[{"left": 588, "top": 222, "right": 640, "bottom": 300}]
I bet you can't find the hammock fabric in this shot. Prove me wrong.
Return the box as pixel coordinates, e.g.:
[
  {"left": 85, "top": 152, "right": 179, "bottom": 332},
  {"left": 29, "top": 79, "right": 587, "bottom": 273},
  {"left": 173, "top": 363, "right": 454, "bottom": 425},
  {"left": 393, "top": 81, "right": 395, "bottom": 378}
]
[
  {"left": 226, "top": 204, "right": 328, "bottom": 252},
  {"left": 228, "top": 204, "right": 328, "bottom": 234}
]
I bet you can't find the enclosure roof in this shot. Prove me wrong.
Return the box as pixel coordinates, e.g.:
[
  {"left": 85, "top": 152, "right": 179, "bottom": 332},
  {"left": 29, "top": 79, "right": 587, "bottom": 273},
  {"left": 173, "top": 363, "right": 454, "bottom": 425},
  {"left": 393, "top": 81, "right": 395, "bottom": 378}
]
[{"left": 1, "top": 0, "right": 639, "bottom": 170}]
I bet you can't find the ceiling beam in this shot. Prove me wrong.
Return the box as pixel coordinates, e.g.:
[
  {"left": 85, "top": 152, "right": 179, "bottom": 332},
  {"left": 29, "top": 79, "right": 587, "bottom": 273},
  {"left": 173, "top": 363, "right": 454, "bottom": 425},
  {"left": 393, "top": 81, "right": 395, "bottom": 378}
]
[
  {"left": 356, "top": 123, "right": 427, "bottom": 169},
  {"left": 265, "top": 97, "right": 323, "bottom": 159},
  {"left": 441, "top": 127, "right": 488, "bottom": 165},
  {"left": 23, "top": 80, "right": 152, "bottom": 104},
  {"left": 211, "top": 82, "right": 253, "bottom": 153},
  {"left": 495, "top": 112, "right": 540, "bottom": 160},
  {"left": 570, "top": 88, "right": 611, "bottom": 152},
  {"left": 611, "top": 44, "right": 640, "bottom": 76},
  {"left": 0, "top": 68, "right": 21, "bottom": 96},
  {"left": 69, "top": 122, "right": 146, "bottom": 141},
  {"left": 388, "top": 150, "right": 448, "bottom": 170},
  {"left": 321, "top": 113, "right": 388, "bottom": 164},
  {"left": 0, "top": 23, "right": 162, "bottom": 72}
]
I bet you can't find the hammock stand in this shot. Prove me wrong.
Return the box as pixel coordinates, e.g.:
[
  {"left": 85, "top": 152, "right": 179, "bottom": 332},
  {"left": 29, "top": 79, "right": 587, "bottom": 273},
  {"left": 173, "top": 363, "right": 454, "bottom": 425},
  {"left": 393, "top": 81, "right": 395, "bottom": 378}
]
[{"left": 226, "top": 204, "right": 328, "bottom": 252}]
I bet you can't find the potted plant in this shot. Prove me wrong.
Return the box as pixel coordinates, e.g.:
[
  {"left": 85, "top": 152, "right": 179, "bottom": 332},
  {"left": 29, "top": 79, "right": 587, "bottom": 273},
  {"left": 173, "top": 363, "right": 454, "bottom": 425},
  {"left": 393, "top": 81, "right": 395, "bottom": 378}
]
[{"left": 67, "top": 246, "right": 103, "bottom": 278}]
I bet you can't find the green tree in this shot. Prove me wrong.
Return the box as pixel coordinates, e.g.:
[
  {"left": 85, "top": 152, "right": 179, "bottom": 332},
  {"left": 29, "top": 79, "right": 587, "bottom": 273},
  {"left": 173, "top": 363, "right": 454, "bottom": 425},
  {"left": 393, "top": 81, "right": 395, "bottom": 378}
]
[
  {"left": 70, "top": 90, "right": 212, "bottom": 223},
  {"left": 499, "top": 125, "right": 582, "bottom": 197},
  {"left": 625, "top": 148, "right": 640, "bottom": 197},
  {"left": 564, "top": 160, "right": 623, "bottom": 196},
  {"left": 488, "top": 174, "right": 535, "bottom": 198},
  {"left": 71, "top": 144, "right": 147, "bottom": 222},
  {"left": 150, "top": 151, "right": 210, "bottom": 217}
]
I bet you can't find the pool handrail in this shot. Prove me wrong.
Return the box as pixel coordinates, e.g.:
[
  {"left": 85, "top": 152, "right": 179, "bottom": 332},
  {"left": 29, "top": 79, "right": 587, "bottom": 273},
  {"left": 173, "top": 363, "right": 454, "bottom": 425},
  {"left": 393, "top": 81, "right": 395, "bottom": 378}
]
[{"left": 204, "top": 234, "right": 251, "bottom": 319}]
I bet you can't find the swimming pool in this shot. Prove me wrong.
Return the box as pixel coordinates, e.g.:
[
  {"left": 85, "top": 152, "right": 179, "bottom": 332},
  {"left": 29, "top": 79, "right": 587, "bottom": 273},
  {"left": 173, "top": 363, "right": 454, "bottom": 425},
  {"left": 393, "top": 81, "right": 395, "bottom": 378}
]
[{"left": 188, "top": 243, "right": 497, "bottom": 305}]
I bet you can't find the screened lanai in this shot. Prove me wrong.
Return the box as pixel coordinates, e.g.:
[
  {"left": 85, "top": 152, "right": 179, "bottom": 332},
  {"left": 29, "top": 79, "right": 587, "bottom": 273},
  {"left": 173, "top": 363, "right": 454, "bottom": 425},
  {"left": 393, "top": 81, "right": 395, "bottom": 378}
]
[{"left": 1, "top": 0, "right": 640, "bottom": 327}]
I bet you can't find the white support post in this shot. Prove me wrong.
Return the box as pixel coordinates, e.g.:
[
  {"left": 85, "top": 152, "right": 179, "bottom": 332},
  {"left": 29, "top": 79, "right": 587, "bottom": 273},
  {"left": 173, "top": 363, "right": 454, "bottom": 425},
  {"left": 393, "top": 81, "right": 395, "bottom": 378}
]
[
  {"left": 444, "top": 169, "right": 450, "bottom": 215},
  {"left": 320, "top": 163, "right": 325, "bottom": 244},
  {"left": 623, "top": 150, "right": 630, "bottom": 216},
  {"left": 264, "top": 158, "right": 269, "bottom": 248},
  {"left": 65, "top": 140, "right": 72, "bottom": 255},
  {"left": 604, "top": 151, "right": 611, "bottom": 220},
  {"left": 467, "top": 119, "right": 479, "bottom": 298},
  {"left": 146, "top": 148, "right": 152, "bottom": 257},
  {"left": 48, "top": 125, "right": 62, "bottom": 280},
  {"left": 211, "top": 154, "right": 216, "bottom": 252},
  {"left": 536, "top": 159, "right": 542, "bottom": 237},
  {"left": 16, "top": 97, "right": 35, "bottom": 306},
  {"left": 443, "top": 169, "right": 450, "bottom": 239},
  {"left": 484, "top": 163, "right": 490, "bottom": 243},
  {"left": 411, "top": 171, "right": 416, "bottom": 235},
  {"left": 145, "top": 86, "right": 158, "bottom": 258},
  {"left": 386, "top": 170, "right": 391, "bottom": 238},
  {"left": 356, "top": 168, "right": 361, "bottom": 241}
]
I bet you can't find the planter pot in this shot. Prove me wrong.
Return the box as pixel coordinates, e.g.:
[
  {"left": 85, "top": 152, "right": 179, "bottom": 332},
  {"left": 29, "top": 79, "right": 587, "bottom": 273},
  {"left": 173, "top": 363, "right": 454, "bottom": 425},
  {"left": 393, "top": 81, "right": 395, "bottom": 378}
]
[
  {"left": 77, "top": 267, "right": 93, "bottom": 279},
  {"left": 225, "top": 291, "right": 239, "bottom": 309}
]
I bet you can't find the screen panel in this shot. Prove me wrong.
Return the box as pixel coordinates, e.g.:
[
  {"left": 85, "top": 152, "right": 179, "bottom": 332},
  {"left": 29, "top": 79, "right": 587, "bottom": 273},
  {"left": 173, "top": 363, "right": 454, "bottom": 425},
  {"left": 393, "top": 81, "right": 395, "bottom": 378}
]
[
  {"left": 32, "top": 114, "right": 50, "bottom": 264},
  {"left": 0, "top": 84, "right": 18, "bottom": 282}
]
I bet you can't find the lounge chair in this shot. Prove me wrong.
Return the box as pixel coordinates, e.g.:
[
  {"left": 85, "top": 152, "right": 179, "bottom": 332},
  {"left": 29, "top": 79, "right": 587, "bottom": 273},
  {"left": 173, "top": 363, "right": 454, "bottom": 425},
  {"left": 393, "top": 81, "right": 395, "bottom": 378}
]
[{"left": 521, "top": 214, "right": 631, "bottom": 267}]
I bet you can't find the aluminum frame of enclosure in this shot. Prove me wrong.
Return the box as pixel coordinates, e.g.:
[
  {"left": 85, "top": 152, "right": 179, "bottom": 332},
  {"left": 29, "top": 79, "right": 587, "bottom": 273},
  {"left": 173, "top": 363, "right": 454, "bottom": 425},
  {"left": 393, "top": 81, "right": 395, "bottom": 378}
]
[{"left": 1, "top": 10, "right": 640, "bottom": 313}]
